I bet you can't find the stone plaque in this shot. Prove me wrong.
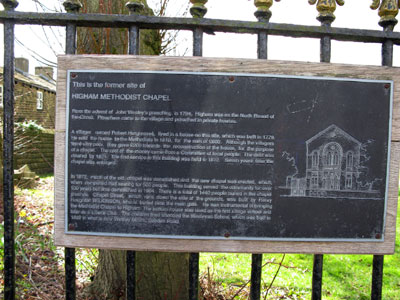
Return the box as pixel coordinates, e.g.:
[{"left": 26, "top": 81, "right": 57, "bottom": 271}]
[{"left": 55, "top": 56, "right": 400, "bottom": 254}]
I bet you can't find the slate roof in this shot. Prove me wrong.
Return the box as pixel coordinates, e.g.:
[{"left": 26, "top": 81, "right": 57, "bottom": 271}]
[{"left": 0, "top": 66, "right": 56, "bottom": 93}]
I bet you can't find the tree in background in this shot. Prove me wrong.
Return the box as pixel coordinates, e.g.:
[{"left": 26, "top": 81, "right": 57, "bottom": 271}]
[
  {"left": 76, "top": 0, "right": 161, "bottom": 55},
  {"left": 72, "top": 1, "right": 189, "bottom": 299}
]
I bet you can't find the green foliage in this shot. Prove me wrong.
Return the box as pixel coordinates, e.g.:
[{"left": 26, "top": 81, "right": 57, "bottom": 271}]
[
  {"left": 15, "top": 120, "right": 44, "bottom": 135},
  {"left": 0, "top": 223, "right": 4, "bottom": 272}
]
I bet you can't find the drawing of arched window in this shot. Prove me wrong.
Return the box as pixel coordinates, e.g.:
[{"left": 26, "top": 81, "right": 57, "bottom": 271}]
[
  {"left": 346, "top": 152, "right": 353, "bottom": 169},
  {"left": 323, "top": 142, "right": 342, "bottom": 167},
  {"left": 311, "top": 151, "right": 319, "bottom": 168},
  {"left": 346, "top": 173, "right": 352, "bottom": 189}
]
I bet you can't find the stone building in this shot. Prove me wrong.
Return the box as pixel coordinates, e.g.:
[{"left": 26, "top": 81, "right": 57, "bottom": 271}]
[
  {"left": 0, "top": 57, "right": 56, "bottom": 129},
  {"left": 0, "top": 58, "right": 56, "bottom": 174}
]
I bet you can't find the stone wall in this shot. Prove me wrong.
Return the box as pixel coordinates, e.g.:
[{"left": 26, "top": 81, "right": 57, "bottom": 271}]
[
  {"left": 13, "top": 129, "right": 54, "bottom": 174},
  {"left": 13, "top": 81, "right": 56, "bottom": 129}
]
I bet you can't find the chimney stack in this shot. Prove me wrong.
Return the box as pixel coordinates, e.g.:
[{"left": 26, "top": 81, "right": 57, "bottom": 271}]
[
  {"left": 15, "top": 57, "right": 29, "bottom": 73},
  {"left": 35, "top": 67, "right": 54, "bottom": 80}
]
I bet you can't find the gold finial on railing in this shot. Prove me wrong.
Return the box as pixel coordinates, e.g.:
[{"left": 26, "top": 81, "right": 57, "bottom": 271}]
[
  {"left": 254, "top": 0, "right": 281, "bottom": 21},
  {"left": 190, "top": 0, "right": 208, "bottom": 18},
  {"left": 63, "top": 0, "right": 82, "bottom": 13},
  {"left": 0, "top": 0, "right": 19, "bottom": 10},
  {"left": 126, "top": 0, "right": 144, "bottom": 15},
  {"left": 370, "top": 0, "right": 398, "bottom": 28},
  {"left": 309, "top": 0, "right": 344, "bottom": 24}
]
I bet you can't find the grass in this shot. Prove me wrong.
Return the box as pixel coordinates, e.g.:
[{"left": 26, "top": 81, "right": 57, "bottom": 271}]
[
  {"left": 1, "top": 175, "right": 399, "bottom": 299},
  {"left": 199, "top": 203, "right": 400, "bottom": 299}
]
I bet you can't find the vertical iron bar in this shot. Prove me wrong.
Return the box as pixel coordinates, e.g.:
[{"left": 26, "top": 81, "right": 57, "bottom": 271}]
[
  {"left": 310, "top": 18, "right": 332, "bottom": 300},
  {"left": 371, "top": 255, "right": 384, "bottom": 300},
  {"left": 381, "top": 21, "right": 395, "bottom": 67},
  {"left": 189, "top": 15, "right": 204, "bottom": 299},
  {"left": 320, "top": 35, "right": 331, "bottom": 63},
  {"left": 312, "top": 254, "right": 323, "bottom": 300},
  {"left": 3, "top": 18, "right": 16, "bottom": 300},
  {"left": 129, "top": 25, "right": 140, "bottom": 55},
  {"left": 382, "top": 39, "right": 393, "bottom": 67},
  {"left": 65, "top": 20, "right": 77, "bottom": 300},
  {"left": 126, "top": 10, "right": 140, "bottom": 297},
  {"left": 254, "top": 7, "right": 270, "bottom": 60},
  {"left": 126, "top": 251, "right": 136, "bottom": 300},
  {"left": 65, "top": 248, "right": 76, "bottom": 300},
  {"left": 189, "top": 253, "right": 199, "bottom": 300},
  {"left": 257, "top": 32, "right": 268, "bottom": 59},
  {"left": 193, "top": 27, "right": 203, "bottom": 57},
  {"left": 370, "top": 19, "right": 394, "bottom": 300},
  {"left": 66, "top": 24, "right": 77, "bottom": 54},
  {"left": 250, "top": 8, "right": 271, "bottom": 298},
  {"left": 381, "top": 24, "right": 394, "bottom": 67},
  {"left": 320, "top": 21, "right": 331, "bottom": 63},
  {"left": 250, "top": 254, "right": 262, "bottom": 300},
  {"left": 193, "top": 28, "right": 203, "bottom": 57}
]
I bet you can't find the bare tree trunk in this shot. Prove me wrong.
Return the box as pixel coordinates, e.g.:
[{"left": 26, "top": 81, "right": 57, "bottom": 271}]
[
  {"left": 86, "top": 251, "right": 189, "bottom": 300},
  {"left": 86, "top": 250, "right": 127, "bottom": 300},
  {"left": 136, "top": 252, "right": 189, "bottom": 300},
  {"left": 80, "top": 2, "right": 188, "bottom": 299}
]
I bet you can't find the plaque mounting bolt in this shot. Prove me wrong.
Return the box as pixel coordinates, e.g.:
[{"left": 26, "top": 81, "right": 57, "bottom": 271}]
[
  {"left": 68, "top": 223, "right": 76, "bottom": 231},
  {"left": 224, "top": 232, "right": 231, "bottom": 238}
]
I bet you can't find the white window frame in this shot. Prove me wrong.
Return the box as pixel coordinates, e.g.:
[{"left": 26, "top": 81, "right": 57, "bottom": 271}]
[{"left": 36, "top": 91, "right": 43, "bottom": 110}]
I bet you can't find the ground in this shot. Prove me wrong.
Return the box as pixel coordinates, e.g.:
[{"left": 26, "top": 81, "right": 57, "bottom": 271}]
[{"left": 1, "top": 176, "right": 399, "bottom": 299}]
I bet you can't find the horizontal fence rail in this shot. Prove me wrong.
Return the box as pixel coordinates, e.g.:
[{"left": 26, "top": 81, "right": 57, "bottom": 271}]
[
  {"left": 1, "top": 11, "right": 400, "bottom": 44},
  {"left": 1, "top": 0, "right": 398, "bottom": 299}
]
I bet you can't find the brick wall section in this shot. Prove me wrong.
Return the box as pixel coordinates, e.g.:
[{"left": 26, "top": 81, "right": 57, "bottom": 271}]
[
  {"left": 0, "top": 80, "right": 56, "bottom": 175},
  {"left": 13, "top": 130, "right": 54, "bottom": 174},
  {"left": 13, "top": 81, "right": 56, "bottom": 129}
]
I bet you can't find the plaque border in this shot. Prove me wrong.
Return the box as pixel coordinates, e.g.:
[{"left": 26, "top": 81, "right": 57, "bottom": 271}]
[{"left": 64, "top": 69, "right": 393, "bottom": 243}]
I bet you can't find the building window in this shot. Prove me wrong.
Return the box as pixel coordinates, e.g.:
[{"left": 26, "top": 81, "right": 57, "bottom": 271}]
[
  {"left": 346, "top": 152, "right": 353, "bottom": 168},
  {"left": 311, "top": 173, "right": 318, "bottom": 188},
  {"left": 311, "top": 151, "right": 319, "bottom": 168},
  {"left": 323, "top": 143, "right": 343, "bottom": 168},
  {"left": 346, "top": 174, "right": 352, "bottom": 189},
  {"left": 37, "top": 91, "right": 43, "bottom": 110},
  {"left": 327, "top": 151, "right": 340, "bottom": 166}
]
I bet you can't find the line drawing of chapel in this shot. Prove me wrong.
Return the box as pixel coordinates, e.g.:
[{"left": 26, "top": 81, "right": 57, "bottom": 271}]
[{"left": 284, "top": 124, "right": 380, "bottom": 199}]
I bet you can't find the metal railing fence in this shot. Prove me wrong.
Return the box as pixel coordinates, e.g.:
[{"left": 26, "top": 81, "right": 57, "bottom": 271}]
[{"left": 1, "top": 0, "right": 398, "bottom": 299}]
